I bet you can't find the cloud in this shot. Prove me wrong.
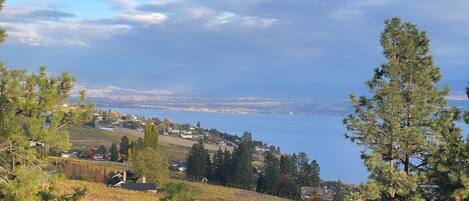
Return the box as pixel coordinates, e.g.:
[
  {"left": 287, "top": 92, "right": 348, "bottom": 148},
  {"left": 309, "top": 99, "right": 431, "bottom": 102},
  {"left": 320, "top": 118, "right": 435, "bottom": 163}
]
[
  {"left": 107, "top": 0, "right": 136, "bottom": 11},
  {"left": 0, "top": 20, "right": 130, "bottom": 47},
  {"left": 72, "top": 83, "right": 192, "bottom": 98},
  {"left": 119, "top": 12, "right": 168, "bottom": 25},
  {"left": 182, "top": 7, "right": 277, "bottom": 28},
  {"left": 327, "top": 0, "right": 394, "bottom": 21},
  {"left": 27, "top": 9, "right": 75, "bottom": 21}
]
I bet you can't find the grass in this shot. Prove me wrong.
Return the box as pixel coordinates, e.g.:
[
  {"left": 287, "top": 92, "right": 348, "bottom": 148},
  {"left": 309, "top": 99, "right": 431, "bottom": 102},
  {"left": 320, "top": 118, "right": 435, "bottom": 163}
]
[
  {"left": 59, "top": 178, "right": 288, "bottom": 201},
  {"left": 54, "top": 158, "right": 288, "bottom": 201},
  {"left": 68, "top": 125, "right": 189, "bottom": 161},
  {"left": 59, "top": 179, "right": 158, "bottom": 201}
]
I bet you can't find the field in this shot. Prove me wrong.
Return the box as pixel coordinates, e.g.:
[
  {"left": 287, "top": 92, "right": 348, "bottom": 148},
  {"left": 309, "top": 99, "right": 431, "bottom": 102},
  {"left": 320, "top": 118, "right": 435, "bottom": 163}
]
[
  {"left": 59, "top": 179, "right": 158, "bottom": 201},
  {"left": 52, "top": 157, "right": 288, "bottom": 201},
  {"left": 113, "top": 127, "right": 233, "bottom": 152},
  {"left": 60, "top": 179, "right": 288, "bottom": 201},
  {"left": 68, "top": 125, "right": 189, "bottom": 161},
  {"left": 64, "top": 125, "right": 288, "bottom": 200}
]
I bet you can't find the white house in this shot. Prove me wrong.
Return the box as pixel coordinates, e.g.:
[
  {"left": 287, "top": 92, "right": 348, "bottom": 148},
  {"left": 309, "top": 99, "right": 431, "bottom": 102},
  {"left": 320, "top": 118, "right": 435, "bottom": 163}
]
[{"left": 181, "top": 134, "right": 192, "bottom": 139}]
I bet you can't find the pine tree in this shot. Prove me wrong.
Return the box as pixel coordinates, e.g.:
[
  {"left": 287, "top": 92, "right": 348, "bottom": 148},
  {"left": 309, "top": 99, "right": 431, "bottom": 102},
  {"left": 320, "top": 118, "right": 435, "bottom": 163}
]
[
  {"left": 186, "top": 139, "right": 210, "bottom": 180},
  {"left": 144, "top": 121, "right": 159, "bottom": 150},
  {"left": 263, "top": 151, "right": 279, "bottom": 195},
  {"left": 232, "top": 142, "right": 252, "bottom": 189},
  {"left": 97, "top": 145, "right": 107, "bottom": 154},
  {"left": 277, "top": 174, "right": 300, "bottom": 200},
  {"left": 211, "top": 148, "right": 225, "bottom": 184},
  {"left": 256, "top": 174, "right": 268, "bottom": 193},
  {"left": 295, "top": 152, "right": 313, "bottom": 186},
  {"left": 222, "top": 148, "right": 233, "bottom": 185},
  {"left": 344, "top": 17, "right": 456, "bottom": 200},
  {"left": 110, "top": 143, "right": 119, "bottom": 162},
  {"left": 0, "top": 16, "right": 92, "bottom": 198},
  {"left": 310, "top": 160, "right": 321, "bottom": 187},
  {"left": 119, "top": 135, "right": 130, "bottom": 159}
]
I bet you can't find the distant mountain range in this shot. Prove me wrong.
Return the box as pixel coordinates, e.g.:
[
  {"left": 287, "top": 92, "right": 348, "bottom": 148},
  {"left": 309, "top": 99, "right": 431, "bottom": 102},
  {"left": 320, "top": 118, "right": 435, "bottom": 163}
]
[{"left": 71, "top": 85, "right": 468, "bottom": 116}]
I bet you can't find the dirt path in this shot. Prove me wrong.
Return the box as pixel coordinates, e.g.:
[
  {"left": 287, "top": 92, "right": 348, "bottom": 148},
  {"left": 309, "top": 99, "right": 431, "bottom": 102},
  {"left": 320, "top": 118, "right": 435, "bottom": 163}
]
[{"left": 113, "top": 127, "right": 233, "bottom": 152}]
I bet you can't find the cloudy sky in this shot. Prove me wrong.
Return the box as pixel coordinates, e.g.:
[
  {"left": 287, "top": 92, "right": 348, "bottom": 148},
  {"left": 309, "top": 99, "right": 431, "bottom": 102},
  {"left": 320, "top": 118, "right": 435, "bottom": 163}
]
[{"left": 0, "top": 0, "right": 468, "bottom": 99}]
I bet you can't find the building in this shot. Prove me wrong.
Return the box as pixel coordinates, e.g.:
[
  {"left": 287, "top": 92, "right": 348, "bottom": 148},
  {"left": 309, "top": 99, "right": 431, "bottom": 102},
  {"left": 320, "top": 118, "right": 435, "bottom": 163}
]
[
  {"left": 181, "top": 134, "right": 192, "bottom": 139},
  {"left": 254, "top": 146, "right": 270, "bottom": 152},
  {"left": 300, "top": 186, "right": 333, "bottom": 201}
]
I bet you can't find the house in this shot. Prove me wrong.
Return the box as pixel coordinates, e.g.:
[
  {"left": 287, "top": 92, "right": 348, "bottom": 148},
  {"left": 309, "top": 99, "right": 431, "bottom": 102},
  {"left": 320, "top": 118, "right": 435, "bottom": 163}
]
[
  {"left": 181, "top": 134, "right": 192, "bottom": 139},
  {"left": 201, "top": 177, "right": 208, "bottom": 184},
  {"left": 121, "top": 183, "right": 157, "bottom": 193},
  {"left": 29, "top": 139, "right": 45, "bottom": 148},
  {"left": 92, "top": 154, "right": 105, "bottom": 161},
  {"left": 301, "top": 186, "right": 333, "bottom": 201},
  {"left": 106, "top": 171, "right": 134, "bottom": 187},
  {"left": 177, "top": 167, "right": 186, "bottom": 172},
  {"left": 255, "top": 146, "right": 270, "bottom": 152},
  {"left": 106, "top": 175, "right": 125, "bottom": 187}
]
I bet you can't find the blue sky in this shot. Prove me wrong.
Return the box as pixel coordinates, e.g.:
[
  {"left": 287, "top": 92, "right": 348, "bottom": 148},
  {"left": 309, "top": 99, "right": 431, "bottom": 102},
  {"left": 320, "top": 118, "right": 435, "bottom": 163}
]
[{"left": 0, "top": 0, "right": 468, "bottom": 99}]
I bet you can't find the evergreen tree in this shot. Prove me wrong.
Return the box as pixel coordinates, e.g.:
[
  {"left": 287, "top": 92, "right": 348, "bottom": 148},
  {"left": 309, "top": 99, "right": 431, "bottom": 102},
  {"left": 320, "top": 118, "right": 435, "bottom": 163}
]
[
  {"left": 280, "top": 155, "right": 294, "bottom": 177},
  {"left": 110, "top": 143, "right": 119, "bottom": 162},
  {"left": 134, "top": 137, "right": 145, "bottom": 152},
  {"left": 262, "top": 151, "right": 279, "bottom": 195},
  {"left": 256, "top": 174, "right": 268, "bottom": 193},
  {"left": 344, "top": 17, "right": 458, "bottom": 200},
  {"left": 222, "top": 148, "right": 233, "bottom": 185},
  {"left": 0, "top": 16, "right": 92, "bottom": 198},
  {"left": 97, "top": 145, "right": 107, "bottom": 154},
  {"left": 295, "top": 152, "right": 313, "bottom": 186},
  {"left": 211, "top": 148, "right": 225, "bottom": 184},
  {"left": 186, "top": 139, "right": 210, "bottom": 180},
  {"left": 119, "top": 135, "right": 130, "bottom": 159},
  {"left": 196, "top": 121, "right": 201, "bottom": 128},
  {"left": 310, "top": 160, "right": 321, "bottom": 187},
  {"left": 277, "top": 174, "right": 300, "bottom": 200},
  {"left": 144, "top": 121, "right": 159, "bottom": 150},
  {"left": 232, "top": 142, "right": 252, "bottom": 189}
]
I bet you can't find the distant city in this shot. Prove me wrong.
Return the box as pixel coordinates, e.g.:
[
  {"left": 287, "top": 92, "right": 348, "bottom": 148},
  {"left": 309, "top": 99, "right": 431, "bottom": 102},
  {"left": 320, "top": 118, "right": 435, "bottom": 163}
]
[{"left": 71, "top": 85, "right": 468, "bottom": 116}]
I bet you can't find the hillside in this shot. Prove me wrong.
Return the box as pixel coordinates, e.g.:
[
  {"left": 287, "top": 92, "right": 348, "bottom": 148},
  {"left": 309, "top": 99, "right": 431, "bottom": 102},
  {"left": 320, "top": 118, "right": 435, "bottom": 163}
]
[
  {"left": 59, "top": 179, "right": 288, "bottom": 201},
  {"left": 53, "top": 157, "right": 287, "bottom": 201},
  {"left": 64, "top": 126, "right": 284, "bottom": 200},
  {"left": 68, "top": 125, "right": 189, "bottom": 160}
]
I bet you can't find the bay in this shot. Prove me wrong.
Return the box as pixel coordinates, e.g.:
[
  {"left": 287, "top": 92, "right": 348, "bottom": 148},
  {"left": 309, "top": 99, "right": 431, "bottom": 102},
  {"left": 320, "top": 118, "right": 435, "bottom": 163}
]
[{"left": 102, "top": 107, "right": 469, "bottom": 184}]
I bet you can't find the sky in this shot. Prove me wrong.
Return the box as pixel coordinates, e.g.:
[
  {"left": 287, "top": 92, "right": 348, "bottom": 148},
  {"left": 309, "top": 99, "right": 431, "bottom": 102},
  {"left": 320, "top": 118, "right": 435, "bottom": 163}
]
[{"left": 0, "top": 0, "right": 468, "bottom": 99}]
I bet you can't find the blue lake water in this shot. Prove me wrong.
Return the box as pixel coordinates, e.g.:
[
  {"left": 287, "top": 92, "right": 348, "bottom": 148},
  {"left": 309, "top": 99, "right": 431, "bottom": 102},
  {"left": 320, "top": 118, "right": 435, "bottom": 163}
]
[{"left": 102, "top": 107, "right": 469, "bottom": 184}]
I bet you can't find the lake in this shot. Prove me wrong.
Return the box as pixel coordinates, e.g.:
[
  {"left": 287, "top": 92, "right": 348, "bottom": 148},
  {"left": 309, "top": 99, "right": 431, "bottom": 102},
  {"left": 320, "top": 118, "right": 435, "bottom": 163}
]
[{"left": 102, "top": 107, "right": 469, "bottom": 184}]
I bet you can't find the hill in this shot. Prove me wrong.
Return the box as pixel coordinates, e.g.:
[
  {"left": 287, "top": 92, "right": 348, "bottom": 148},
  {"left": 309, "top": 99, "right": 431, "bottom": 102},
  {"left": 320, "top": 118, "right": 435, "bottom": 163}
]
[
  {"left": 68, "top": 125, "right": 189, "bottom": 160},
  {"left": 53, "top": 157, "right": 287, "bottom": 201}
]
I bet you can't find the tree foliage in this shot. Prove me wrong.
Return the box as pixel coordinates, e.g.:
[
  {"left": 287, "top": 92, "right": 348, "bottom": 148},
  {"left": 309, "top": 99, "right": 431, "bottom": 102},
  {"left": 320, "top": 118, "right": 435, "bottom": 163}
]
[
  {"left": 344, "top": 17, "right": 468, "bottom": 200},
  {"left": 144, "top": 121, "right": 159, "bottom": 151},
  {"left": 131, "top": 147, "right": 169, "bottom": 186},
  {"left": 186, "top": 139, "right": 210, "bottom": 180},
  {"left": 0, "top": 65, "right": 92, "bottom": 199}
]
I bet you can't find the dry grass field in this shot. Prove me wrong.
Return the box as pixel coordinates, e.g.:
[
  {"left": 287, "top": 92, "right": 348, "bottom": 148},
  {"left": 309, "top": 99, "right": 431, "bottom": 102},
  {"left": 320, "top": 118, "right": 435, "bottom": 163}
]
[
  {"left": 59, "top": 179, "right": 158, "bottom": 201},
  {"left": 59, "top": 179, "right": 289, "bottom": 201},
  {"left": 68, "top": 125, "right": 189, "bottom": 161}
]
